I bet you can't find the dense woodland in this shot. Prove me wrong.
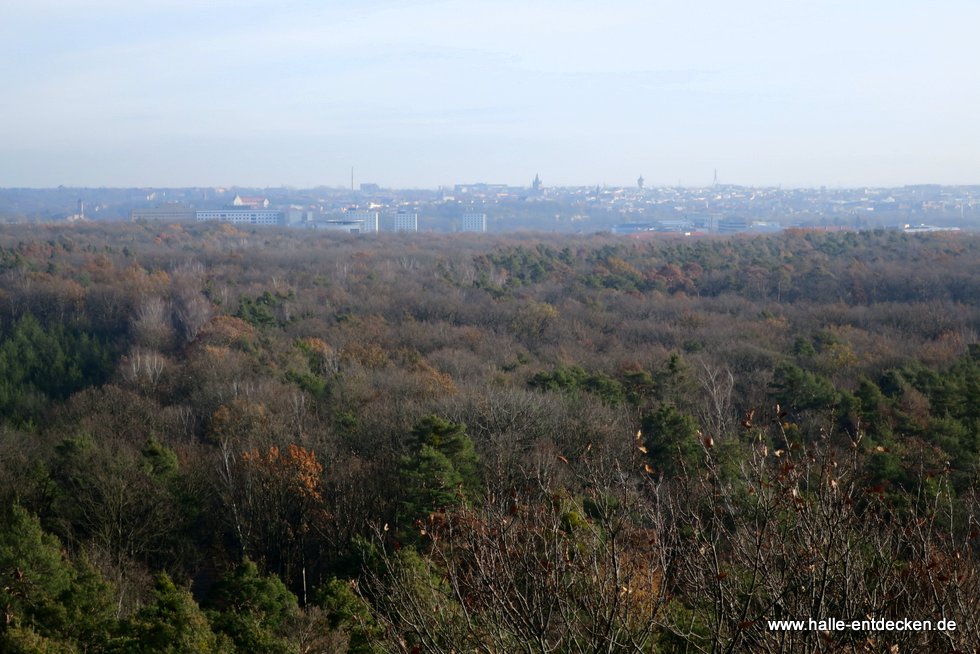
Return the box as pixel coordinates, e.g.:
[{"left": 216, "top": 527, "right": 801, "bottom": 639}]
[{"left": 0, "top": 223, "right": 978, "bottom": 653}]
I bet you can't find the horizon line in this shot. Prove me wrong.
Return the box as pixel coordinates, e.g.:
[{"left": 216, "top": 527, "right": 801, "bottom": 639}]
[{"left": 3, "top": 182, "right": 980, "bottom": 192}]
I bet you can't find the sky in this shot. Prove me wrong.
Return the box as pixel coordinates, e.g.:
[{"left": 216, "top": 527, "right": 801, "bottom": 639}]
[{"left": 1, "top": 0, "right": 979, "bottom": 189}]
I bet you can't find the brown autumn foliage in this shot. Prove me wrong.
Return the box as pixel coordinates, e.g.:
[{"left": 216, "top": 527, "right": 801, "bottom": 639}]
[{"left": 0, "top": 222, "right": 977, "bottom": 652}]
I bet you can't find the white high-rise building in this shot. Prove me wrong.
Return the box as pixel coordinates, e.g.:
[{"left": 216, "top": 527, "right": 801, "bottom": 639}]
[
  {"left": 460, "top": 212, "right": 487, "bottom": 233},
  {"left": 315, "top": 220, "right": 367, "bottom": 233},
  {"left": 196, "top": 209, "right": 283, "bottom": 225},
  {"left": 380, "top": 211, "right": 418, "bottom": 232},
  {"left": 344, "top": 210, "right": 380, "bottom": 232},
  {"left": 130, "top": 205, "right": 196, "bottom": 222}
]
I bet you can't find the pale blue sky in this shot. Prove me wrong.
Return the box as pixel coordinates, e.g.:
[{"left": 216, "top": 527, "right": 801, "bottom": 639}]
[{"left": 2, "top": 0, "right": 978, "bottom": 188}]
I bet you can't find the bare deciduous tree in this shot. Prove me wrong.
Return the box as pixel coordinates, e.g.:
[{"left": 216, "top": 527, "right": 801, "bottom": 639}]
[
  {"left": 367, "top": 447, "right": 672, "bottom": 653},
  {"left": 132, "top": 296, "right": 175, "bottom": 349},
  {"left": 693, "top": 357, "right": 736, "bottom": 439},
  {"left": 658, "top": 414, "right": 980, "bottom": 653},
  {"left": 171, "top": 262, "right": 212, "bottom": 343}
]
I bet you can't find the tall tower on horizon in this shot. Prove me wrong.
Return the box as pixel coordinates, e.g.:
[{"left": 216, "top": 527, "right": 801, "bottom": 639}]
[{"left": 532, "top": 173, "right": 541, "bottom": 192}]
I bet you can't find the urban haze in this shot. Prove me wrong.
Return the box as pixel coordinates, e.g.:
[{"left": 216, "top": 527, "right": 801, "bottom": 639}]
[{"left": 2, "top": 0, "right": 980, "bottom": 189}]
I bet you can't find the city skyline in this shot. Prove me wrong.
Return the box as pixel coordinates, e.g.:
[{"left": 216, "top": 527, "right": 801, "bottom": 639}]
[{"left": 3, "top": 0, "right": 979, "bottom": 189}]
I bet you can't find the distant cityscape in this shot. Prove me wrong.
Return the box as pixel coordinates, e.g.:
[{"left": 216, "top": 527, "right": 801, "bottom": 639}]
[{"left": 1, "top": 178, "right": 977, "bottom": 234}]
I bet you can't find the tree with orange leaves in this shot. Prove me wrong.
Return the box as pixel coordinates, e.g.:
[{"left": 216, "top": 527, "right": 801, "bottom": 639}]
[{"left": 236, "top": 443, "right": 329, "bottom": 600}]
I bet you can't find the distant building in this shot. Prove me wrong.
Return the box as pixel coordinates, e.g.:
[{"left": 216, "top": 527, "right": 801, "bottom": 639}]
[
  {"left": 717, "top": 217, "right": 749, "bottom": 234},
  {"left": 454, "top": 183, "right": 513, "bottom": 195},
  {"left": 460, "top": 212, "right": 487, "bottom": 233},
  {"left": 232, "top": 195, "right": 270, "bottom": 209},
  {"left": 66, "top": 199, "right": 88, "bottom": 222},
  {"left": 285, "top": 207, "right": 316, "bottom": 225},
  {"left": 903, "top": 223, "right": 961, "bottom": 233},
  {"left": 345, "top": 210, "right": 380, "bottom": 232},
  {"left": 196, "top": 209, "right": 282, "bottom": 225},
  {"left": 689, "top": 213, "right": 721, "bottom": 233},
  {"left": 313, "top": 220, "right": 369, "bottom": 233},
  {"left": 657, "top": 219, "right": 695, "bottom": 232},
  {"left": 612, "top": 222, "right": 656, "bottom": 235},
  {"left": 131, "top": 205, "right": 196, "bottom": 222},
  {"left": 380, "top": 211, "right": 418, "bottom": 232},
  {"left": 359, "top": 183, "right": 381, "bottom": 193}
]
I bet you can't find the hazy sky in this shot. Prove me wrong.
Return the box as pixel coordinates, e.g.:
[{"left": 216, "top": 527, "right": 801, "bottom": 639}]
[{"left": 2, "top": 0, "right": 979, "bottom": 188}]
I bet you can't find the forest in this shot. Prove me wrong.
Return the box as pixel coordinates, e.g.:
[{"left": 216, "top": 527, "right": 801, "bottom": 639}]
[{"left": 0, "top": 222, "right": 977, "bottom": 653}]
